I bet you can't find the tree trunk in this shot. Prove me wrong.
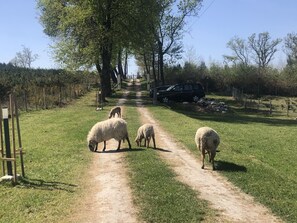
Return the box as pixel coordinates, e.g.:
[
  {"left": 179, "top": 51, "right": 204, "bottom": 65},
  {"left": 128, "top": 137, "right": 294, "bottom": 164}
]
[
  {"left": 111, "top": 69, "right": 117, "bottom": 83},
  {"left": 151, "top": 51, "right": 157, "bottom": 85},
  {"left": 158, "top": 40, "right": 165, "bottom": 85},
  {"left": 159, "top": 52, "right": 165, "bottom": 85},
  {"left": 117, "top": 49, "right": 124, "bottom": 79},
  {"left": 143, "top": 53, "right": 153, "bottom": 83},
  {"left": 124, "top": 50, "right": 128, "bottom": 79},
  {"left": 99, "top": 2, "right": 113, "bottom": 101},
  {"left": 96, "top": 57, "right": 111, "bottom": 102}
]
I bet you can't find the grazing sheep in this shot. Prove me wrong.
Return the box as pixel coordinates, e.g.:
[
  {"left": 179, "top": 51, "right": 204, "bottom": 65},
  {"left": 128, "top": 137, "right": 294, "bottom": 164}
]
[
  {"left": 195, "top": 127, "right": 220, "bottom": 170},
  {"left": 108, "top": 106, "right": 121, "bottom": 118},
  {"left": 87, "top": 118, "right": 131, "bottom": 152},
  {"left": 135, "top": 124, "right": 156, "bottom": 149}
]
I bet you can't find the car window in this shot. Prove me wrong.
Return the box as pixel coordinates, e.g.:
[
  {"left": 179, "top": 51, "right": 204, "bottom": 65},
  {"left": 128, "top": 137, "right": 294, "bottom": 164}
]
[
  {"left": 167, "top": 85, "right": 174, "bottom": 91},
  {"left": 184, "top": 84, "right": 192, "bottom": 91},
  {"left": 193, "top": 84, "right": 202, "bottom": 90},
  {"left": 173, "top": 85, "right": 182, "bottom": 91}
]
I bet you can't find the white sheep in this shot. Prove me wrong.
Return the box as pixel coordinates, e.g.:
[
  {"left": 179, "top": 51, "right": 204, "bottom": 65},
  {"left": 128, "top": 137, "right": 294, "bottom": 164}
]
[
  {"left": 135, "top": 124, "right": 156, "bottom": 149},
  {"left": 195, "top": 127, "right": 220, "bottom": 170},
  {"left": 108, "top": 106, "right": 121, "bottom": 118},
  {"left": 87, "top": 118, "right": 131, "bottom": 152}
]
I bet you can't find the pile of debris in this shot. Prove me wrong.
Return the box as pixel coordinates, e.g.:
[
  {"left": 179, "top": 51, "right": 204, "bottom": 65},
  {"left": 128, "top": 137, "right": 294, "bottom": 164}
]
[{"left": 196, "top": 98, "right": 228, "bottom": 113}]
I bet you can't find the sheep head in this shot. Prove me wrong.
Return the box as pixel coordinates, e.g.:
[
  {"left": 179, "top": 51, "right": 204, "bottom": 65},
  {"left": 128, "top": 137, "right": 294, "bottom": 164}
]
[{"left": 88, "top": 140, "right": 98, "bottom": 152}]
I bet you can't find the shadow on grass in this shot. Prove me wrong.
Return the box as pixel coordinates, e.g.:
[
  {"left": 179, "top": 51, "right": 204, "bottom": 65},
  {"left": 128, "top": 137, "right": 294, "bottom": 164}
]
[
  {"left": 16, "top": 177, "right": 77, "bottom": 192},
  {"left": 167, "top": 103, "right": 297, "bottom": 126},
  {"left": 215, "top": 160, "right": 247, "bottom": 172}
]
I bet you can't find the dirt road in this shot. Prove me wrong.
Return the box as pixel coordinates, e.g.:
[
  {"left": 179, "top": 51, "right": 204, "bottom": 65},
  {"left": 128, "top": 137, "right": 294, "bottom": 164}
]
[
  {"left": 76, "top": 81, "right": 282, "bottom": 222},
  {"left": 72, "top": 90, "right": 139, "bottom": 223},
  {"left": 137, "top": 105, "right": 281, "bottom": 223}
]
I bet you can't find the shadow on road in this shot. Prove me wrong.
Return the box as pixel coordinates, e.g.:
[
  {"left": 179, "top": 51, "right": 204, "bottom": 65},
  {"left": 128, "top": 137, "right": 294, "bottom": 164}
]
[{"left": 95, "top": 148, "right": 145, "bottom": 153}]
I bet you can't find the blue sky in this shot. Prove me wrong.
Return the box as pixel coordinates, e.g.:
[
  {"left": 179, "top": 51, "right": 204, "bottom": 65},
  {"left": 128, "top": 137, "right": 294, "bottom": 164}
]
[
  {"left": 1, "top": 0, "right": 297, "bottom": 72},
  {"left": 183, "top": 0, "right": 297, "bottom": 68},
  {"left": 0, "top": 0, "right": 56, "bottom": 68}
]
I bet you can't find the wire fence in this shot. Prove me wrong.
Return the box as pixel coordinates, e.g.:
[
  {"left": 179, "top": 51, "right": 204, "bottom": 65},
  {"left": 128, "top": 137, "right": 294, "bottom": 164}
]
[{"left": 232, "top": 87, "right": 297, "bottom": 117}]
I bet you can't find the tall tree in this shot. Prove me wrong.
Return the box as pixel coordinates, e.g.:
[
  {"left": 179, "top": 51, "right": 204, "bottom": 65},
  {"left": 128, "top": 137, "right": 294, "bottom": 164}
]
[
  {"left": 225, "top": 36, "right": 250, "bottom": 67},
  {"left": 154, "top": 0, "right": 202, "bottom": 85},
  {"left": 248, "top": 32, "right": 282, "bottom": 69},
  {"left": 10, "top": 45, "right": 39, "bottom": 68},
  {"left": 284, "top": 32, "right": 297, "bottom": 67},
  {"left": 38, "top": 0, "right": 143, "bottom": 101},
  {"left": 130, "top": 0, "right": 160, "bottom": 84}
]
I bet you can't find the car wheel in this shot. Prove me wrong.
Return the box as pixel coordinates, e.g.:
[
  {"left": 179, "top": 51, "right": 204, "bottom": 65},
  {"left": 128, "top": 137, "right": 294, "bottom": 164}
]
[
  {"left": 193, "top": 95, "right": 200, "bottom": 102},
  {"left": 162, "top": 97, "right": 169, "bottom": 103}
]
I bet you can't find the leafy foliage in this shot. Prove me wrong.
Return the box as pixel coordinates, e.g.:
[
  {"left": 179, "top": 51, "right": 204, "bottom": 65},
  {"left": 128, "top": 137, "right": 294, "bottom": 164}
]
[{"left": 38, "top": 0, "right": 156, "bottom": 100}]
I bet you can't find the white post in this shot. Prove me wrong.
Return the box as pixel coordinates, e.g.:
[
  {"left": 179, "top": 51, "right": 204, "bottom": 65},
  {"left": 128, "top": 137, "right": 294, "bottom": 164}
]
[{"left": 2, "top": 108, "right": 8, "bottom": 119}]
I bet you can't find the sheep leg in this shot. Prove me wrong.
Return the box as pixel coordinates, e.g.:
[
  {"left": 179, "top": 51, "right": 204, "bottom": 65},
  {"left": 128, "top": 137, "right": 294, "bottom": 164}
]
[
  {"left": 139, "top": 135, "right": 144, "bottom": 147},
  {"left": 135, "top": 139, "right": 140, "bottom": 147},
  {"left": 152, "top": 136, "right": 156, "bottom": 149},
  {"left": 199, "top": 138, "right": 205, "bottom": 169},
  {"left": 198, "top": 138, "right": 202, "bottom": 151},
  {"left": 126, "top": 137, "right": 132, "bottom": 149},
  {"left": 117, "top": 140, "right": 121, "bottom": 151},
  {"left": 147, "top": 137, "right": 150, "bottom": 148},
  {"left": 103, "top": 141, "right": 106, "bottom": 151},
  {"left": 210, "top": 151, "right": 216, "bottom": 170},
  {"left": 207, "top": 151, "right": 211, "bottom": 162},
  {"left": 201, "top": 149, "right": 205, "bottom": 169}
]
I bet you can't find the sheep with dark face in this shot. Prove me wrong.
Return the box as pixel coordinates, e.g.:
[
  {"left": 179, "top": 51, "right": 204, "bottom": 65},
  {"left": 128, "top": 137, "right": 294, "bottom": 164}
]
[
  {"left": 135, "top": 124, "right": 156, "bottom": 149},
  {"left": 87, "top": 118, "right": 131, "bottom": 152},
  {"left": 108, "top": 106, "right": 121, "bottom": 118},
  {"left": 195, "top": 127, "right": 220, "bottom": 170}
]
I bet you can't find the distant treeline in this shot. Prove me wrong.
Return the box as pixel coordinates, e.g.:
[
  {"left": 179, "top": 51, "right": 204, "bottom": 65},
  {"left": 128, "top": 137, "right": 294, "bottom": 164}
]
[
  {"left": 0, "top": 63, "right": 98, "bottom": 111},
  {"left": 163, "top": 62, "right": 297, "bottom": 97}
]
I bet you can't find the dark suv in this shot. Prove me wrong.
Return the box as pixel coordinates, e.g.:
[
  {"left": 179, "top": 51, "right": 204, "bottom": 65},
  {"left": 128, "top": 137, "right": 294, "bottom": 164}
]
[
  {"left": 149, "top": 85, "right": 172, "bottom": 98},
  {"left": 157, "top": 83, "right": 205, "bottom": 103}
]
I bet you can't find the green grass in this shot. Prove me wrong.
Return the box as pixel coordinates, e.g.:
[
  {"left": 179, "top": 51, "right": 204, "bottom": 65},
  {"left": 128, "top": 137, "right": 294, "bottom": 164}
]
[
  {"left": 146, "top": 97, "right": 297, "bottom": 223},
  {"left": 0, "top": 91, "right": 116, "bottom": 223},
  {"left": 1, "top": 82, "right": 296, "bottom": 222}
]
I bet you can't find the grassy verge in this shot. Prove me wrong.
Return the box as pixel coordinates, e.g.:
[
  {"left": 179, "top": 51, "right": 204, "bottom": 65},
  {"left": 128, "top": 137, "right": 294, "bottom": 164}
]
[
  {"left": 145, "top": 97, "right": 297, "bottom": 222},
  {"left": 0, "top": 90, "right": 117, "bottom": 223}
]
